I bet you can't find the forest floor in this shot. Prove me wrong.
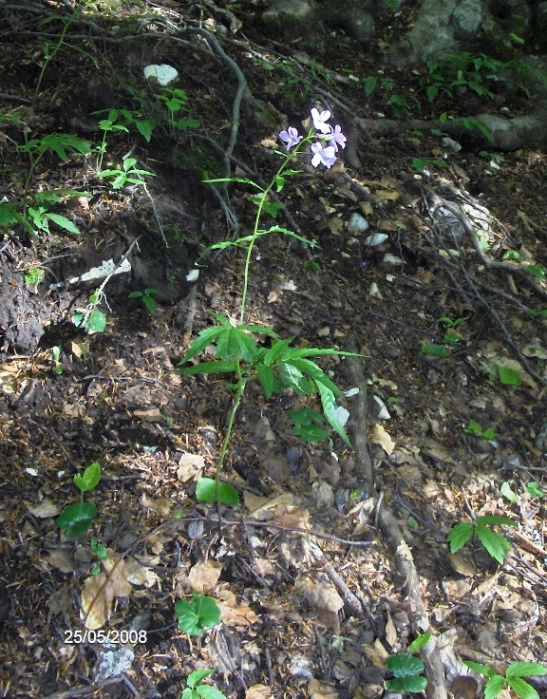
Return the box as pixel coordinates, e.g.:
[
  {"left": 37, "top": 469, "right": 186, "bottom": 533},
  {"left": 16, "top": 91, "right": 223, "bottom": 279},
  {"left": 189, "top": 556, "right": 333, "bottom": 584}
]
[{"left": 0, "top": 1, "right": 546, "bottom": 698}]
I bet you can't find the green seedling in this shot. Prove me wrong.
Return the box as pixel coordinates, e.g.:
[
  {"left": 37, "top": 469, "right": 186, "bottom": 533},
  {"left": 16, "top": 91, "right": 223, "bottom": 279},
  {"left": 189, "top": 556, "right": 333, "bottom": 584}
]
[
  {"left": 1, "top": 190, "right": 88, "bottom": 238},
  {"left": 526, "top": 482, "right": 544, "bottom": 499},
  {"left": 496, "top": 365, "right": 521, "bottom": 387},
  {"left": 527, "top": 263, "right": 547, "bottom": 281},
  {"left": 464, "top": 419, "right": 495, "bottom": 440},
  {"left": 128, "top": 288, "right": 158, "bottom": 313},
  {"left": 72, "top": 289, "right": 107, "bottom": 335},
  {"left": 175, "top": 593, "right": 221, "bottom": 636},
  {"left": 181, "top": 669, "right": 227, "bottom": 699},
  {"left": 420, "top": 343, "right": 451, "bottom": 358},
  {"left": 51, "top": 345, "right": 63, "bottom": 375},
  {"left": 97, "top": 156, "right": 155, "bottom": 190},
  {"left": 154, "top": 87, "right": 200, "bottom": 133},
  {"left": 447, "top": 514, "right": 517, "bottom": 565},
  {"left": 500, "top": 481, "right": 518, "bottom": 503},
  {"left": 502, "top": 481, "right": 545, "bottom": 502},
  {"left": 385, "top": 633, "right": 431, "bottom": 693},
  {"left": 19, "top": 133, "right": 93, "bottom": 186},
  {"left": 90, "top": 538, "right": 108, "bottom": 575},
  {"left": 56, "top": 461, "right": 101, "bottom": 538},
  {"left": 464, "top": 661, "right": 547, "bottom": 699}
]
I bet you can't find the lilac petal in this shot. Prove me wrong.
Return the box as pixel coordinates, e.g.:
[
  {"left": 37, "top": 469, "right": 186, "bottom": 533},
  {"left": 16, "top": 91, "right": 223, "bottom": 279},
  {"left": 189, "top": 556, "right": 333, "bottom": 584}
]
[{"left": 310, "top": 107, "right": 332, "bottom": 134}]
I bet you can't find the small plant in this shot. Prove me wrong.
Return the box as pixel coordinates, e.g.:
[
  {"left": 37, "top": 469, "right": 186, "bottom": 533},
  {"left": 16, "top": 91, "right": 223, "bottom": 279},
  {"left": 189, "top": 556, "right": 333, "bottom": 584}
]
[
  {"left": 385, "top": 633, "right": 431, "bottom": 693},
  {"left": 51, "top": 345, "right": 63, "bottom": 375},
  {"left": 175, "top": 593, "right": 221, "bottom": 636},
  {"left": 153, "top": 87, "right": 200, "bottom": 134},
  {"left": 56, "top": 461, "right": 101, "bottom": 538},
  {"left": 0, "top": 189, "right": 88, "bottom": 238},
  {"left": 90, "top": 538, "right": 108, "bottom": 575},
  {"left": 464, "top": 419, "right": 495, "bottom": 440},
  {"left": 128, "top": 288, "right": 158, "bottom": 313},
  {"left": 18, "top": 132, "right": 93, "bottom": 187},
  {"left": 464, "top": 660, "right": 547, "bottom": 699},
  {"left": 72, "top": 289, "right": 108, "bottom": 334},
  {"left": 97, "top": 155, "right": 155, "bottom": 190},
  {"left": 23, "top": 267, "right": 44, "bottom": 286},
  {"left": 179, "top": 107, "right": 359, "bottom": 507},
  {"left": 181, "top": 669, "right": 227, "bottom": 699},
  {"left": 447, "top": 514, "right": 517, "bottom": 565}
]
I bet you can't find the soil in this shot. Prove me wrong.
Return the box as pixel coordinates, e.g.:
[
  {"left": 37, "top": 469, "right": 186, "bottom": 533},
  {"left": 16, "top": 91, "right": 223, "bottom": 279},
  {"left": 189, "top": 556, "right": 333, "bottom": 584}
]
[{"left": 0, "top": 2, "right": 546, "bottom": 699}]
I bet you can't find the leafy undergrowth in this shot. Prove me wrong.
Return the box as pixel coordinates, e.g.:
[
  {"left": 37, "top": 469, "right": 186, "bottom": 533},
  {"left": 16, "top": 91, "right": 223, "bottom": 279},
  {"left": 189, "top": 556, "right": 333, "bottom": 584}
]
[{"left": 0, "top": 1, "right": 546, "bottom": 698}]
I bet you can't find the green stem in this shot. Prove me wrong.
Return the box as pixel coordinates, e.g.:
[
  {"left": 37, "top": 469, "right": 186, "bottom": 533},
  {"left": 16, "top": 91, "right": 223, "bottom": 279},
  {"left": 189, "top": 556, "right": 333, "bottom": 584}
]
[
  {"left": 238, "top": 136, "right": 311, "bottom": 323},
  {"left": 215, "top": 361, "right": 248, "bottom": 481}
]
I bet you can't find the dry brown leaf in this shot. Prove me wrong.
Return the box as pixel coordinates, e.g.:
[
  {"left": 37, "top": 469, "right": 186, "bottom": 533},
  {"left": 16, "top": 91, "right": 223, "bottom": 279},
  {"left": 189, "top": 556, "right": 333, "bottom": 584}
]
[
  {"left": 140, "top": 493, "right": 172, "bottom": 516},
  {"left": 272, "top": 504, "right": 310, "bottom": 530},
  {"left": 296, "top": 576, "right": 343, "bottom": 633},
  {"left": 81, "top": 551, "right": 133, "bottom": 629},
  {"left": 176, "top": 452, "right": 205, "bottom": 482},
  {"left": 369, "top": 423, "right": 395, "bottom": 455},
  {"left": 448, "top": 551, "right": 476, "bottom": 577},
  {"left": 133, "top": 408, "right": 164, "bottom": 422},
  {"left": 308, "top": 679, "right": 339, "bottom": 699},
  {"left": 254, "top": 558, "right": 276, "bottom": 577},
  {"left": 362, "top": 639, "right": 389, "bottom": 669},
  {"left": 188, "top": 560, "right": 223, "bottom": 593},
  {"left": 216, "top": 588, "right": 260, "bottom": 628},
  {"left": 245, "top": 492, "right": 295, "bottom": 520},
  {"left": 385, "top": 610, "right": 398, "bottom": 648},
  {"left": 246, "top": 685, "right": 272, "bottom": 699},
  {"left": 46, "top": 550, "right": 74, "bottom": 574},
  {"left": 27, "top": 499, "right": 59, "bottom": 518}
]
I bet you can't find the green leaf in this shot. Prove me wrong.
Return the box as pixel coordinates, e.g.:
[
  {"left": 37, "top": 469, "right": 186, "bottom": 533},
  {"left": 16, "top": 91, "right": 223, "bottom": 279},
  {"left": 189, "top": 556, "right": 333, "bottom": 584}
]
[
  {"left": 500, "top": 481, "right": 518, "bottom": 503},
  {"left": 421, "top": 343, "right": 451, "bottom": 358},
  {"left": 464, "top": 419, "right": 483, "bottom": 435},
  {"left": 178, "top": 326, "right": 228, "bottom": 364},
  {"left": 292, "top": 422, "right": 331, "bottom": 442},
  {"left": 175, "top": 595, "right": 221, "bottom": 636},
  {"left": 287, "top": 357, "right": 343, "bottom": 397},
  {"left": 364, "top": 75, "right": 377, "bottom": 96},
  {"left": 526, "top": 482, "right": 544, "bottom": 499},
  {"left": 216, "top": 327, "right": 258, "bottom": 362},
  {"left": 142, "top": 295, "right": 157, "bottom": 313},
  {"left": 475, "top": 526, "right": 511, "bottom": 564},
  {"left": 56, "top": 501, "right": 97, "bottom": 538},
  {"left": 408, "top": 632, "right": 432, "bottom": 653},
  {"left": 278, "top": 361, "right": 312, "bottom": 394},
  {"left": 447, "top": 521, "right": 474, "bottom": 552},
  {"left": 464, "top": 661, "right": 496, "bottom": 678},
  {"left": 136, "top": 120, "right": 153, "bottom": 142},
  {"left": 85, "top": 309, "right": 107, "bottom": 334},
  {"left": 73, "top": 461, "right": 101, "bottom": 492},
  {"left": 506, "top": 677, "right": 539, "bottom": 699},
  {"left": 484, "top": 674, "right": 506, "bottom": 699},
  {"left": 385, "top": 653, "right": 425, "bottom": 677},
  {"left": 527, "top": 263, "right": 547, "bottom": 280},
  {"left": 256, "top": 363, "right": 278, "bottom": 399},
  {"left": 45, "top": 213, "right": 80, "bottom": 235},
  {"left": 263, "top": 337, "right": 295, "bottom": 366},
  {"left": 386, "top": 676, "right": 428, "bottom": 692},
  {"left": 506, "top": 663, "right": 547, "bottom": 678},
  {"left": 475, "top": 515, "right": 517, "bottom": 527},
  {"left": 315, "top": 380, "right": 352, "bottom": 448},
  {"left": 497, "top": 365, "right": 521, "bottom": 386},
  {"left": 197, "top": 687, "right": 227, "bottom": 699},
  {"left": 179, "top": 361, "right": 237, "bottom": 376},
  {"left": 181, "top": 688, "right": 195, "bottom": 699},
  {"left": 187, "top": 670, "right": 214, "bottom": 688},
  {"left": 195, "top": 478, "right": 239, "bottom": 505}
]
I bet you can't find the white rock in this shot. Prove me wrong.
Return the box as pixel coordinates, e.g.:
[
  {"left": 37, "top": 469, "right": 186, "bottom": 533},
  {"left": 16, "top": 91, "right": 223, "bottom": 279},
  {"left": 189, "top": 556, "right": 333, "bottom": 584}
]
[{"left": 346, "top": 212, "right": 369, "bottom": 235}]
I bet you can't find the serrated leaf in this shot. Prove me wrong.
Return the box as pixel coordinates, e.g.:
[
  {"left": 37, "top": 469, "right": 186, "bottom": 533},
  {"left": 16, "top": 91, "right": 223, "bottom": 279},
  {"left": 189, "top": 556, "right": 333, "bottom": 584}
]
[
  {"left": 216, "top": 327, "right": 258, "bottom": 362},
  {"left": 263, "top": 337, "right": 295, "bottom": 366},
  {"left": 46, "top": 213, "right": 80, "bottom": 234},
  {"left": 256, "top": 363, "right": 278, "bottom": 399},
  {"left": 288, "top": 357, "right": 343, "bottom": 396},
  {"left": 315, "top": 380, "right": 352, "bottom": 448},
  {"left": 187, "top": 669, "right": 214, "bottom": 688},
  {"left": 484, "top": 674, "right": 506, "bottom": 699},
  {"left": 464, "top": 661, "right": 497, "bottom": 678},
  {"left": 136, "top": 120, "right": 153, "bottom": 142},
  {"left": 293, "top": 422, "right": 331, "bottom": 442},
  {"left": 278, "top": 361, "right": 312, "bottom": 393},
  {"left": 506, "top": 677, "right": 539, "bottom": 699},
  {"left": 447, "top": 521, "right": 474, "bottom": 552},
  {"left": 181, "top": 326, "right": 229, "bottom": 364},
  {"left": 475, "top": 515, "right": 517, "bottom": 527},
  {"left": 180, "top": 361, "right": 237, "bottom": 376},
  {"left": 476, "top": 526, "right": 511, "bottom": 564},
  {"left": 506, "top": 663, "right": 547, "bottom": 678},
  {"left": 73, "top": 462, "right": 101, "bottom": 492},
  {"left": 56, "top": 501, "right": 97, "bottom": 538},
  {"left": 195, "top": 478, "right": 239, "bottom": 505}
]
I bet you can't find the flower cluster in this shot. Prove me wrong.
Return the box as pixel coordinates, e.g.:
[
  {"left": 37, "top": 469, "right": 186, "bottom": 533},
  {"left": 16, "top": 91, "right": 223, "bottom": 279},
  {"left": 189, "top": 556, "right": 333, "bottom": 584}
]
[{"left": 278, "top": 107, "right": 346, "bottom": 169}]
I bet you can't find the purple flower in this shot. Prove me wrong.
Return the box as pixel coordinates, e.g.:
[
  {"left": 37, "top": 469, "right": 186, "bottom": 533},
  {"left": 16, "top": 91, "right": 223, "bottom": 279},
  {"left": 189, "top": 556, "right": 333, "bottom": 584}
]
[
  {"left": 279, "top": 126, "right": 302, "bottom": 151},
  {"left": 311, "top": 142, "right": 336, "bottom": 169},
  {"left": 310, "top": 108, "right": 332, "bottom": 135},
  {"left": 329, "top": 124, "right": 346, "bottom": 152}
]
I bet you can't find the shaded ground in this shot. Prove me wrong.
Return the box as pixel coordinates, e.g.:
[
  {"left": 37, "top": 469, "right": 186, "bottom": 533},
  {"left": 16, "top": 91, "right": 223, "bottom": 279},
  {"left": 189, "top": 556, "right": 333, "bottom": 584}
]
[{"left": 0, "top": 2, "right": 546, "bottom": 699}]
